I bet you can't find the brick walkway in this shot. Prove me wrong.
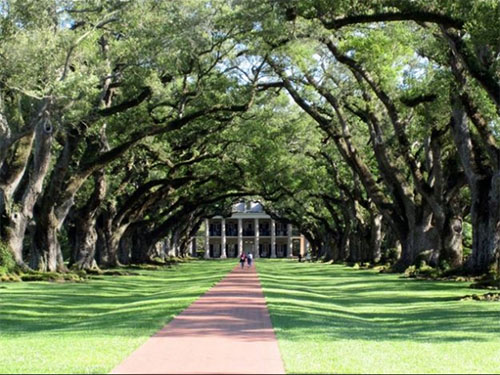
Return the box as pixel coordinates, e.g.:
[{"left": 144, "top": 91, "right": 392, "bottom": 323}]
[{"left": 110, "top": 264, "right": 285, "bottom": 374}]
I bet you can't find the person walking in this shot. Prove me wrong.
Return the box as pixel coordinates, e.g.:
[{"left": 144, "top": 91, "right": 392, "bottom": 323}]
[
  {"left": 247, "top": 252, "right": 253, "bottom": 268},
  {"left": 239, "top": 252, "right": 247, "bottom": 269}
]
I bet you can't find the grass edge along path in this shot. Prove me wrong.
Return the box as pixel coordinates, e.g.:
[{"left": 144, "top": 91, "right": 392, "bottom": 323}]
[
  {"left": 0, "top": 259, "right": 236, "bottom": 374},
  {"left": 256, "top": 259, "right": 500, "bottom": 374},
  {"left": 110, "top": 263, "right": 285, "bottom": 374}
]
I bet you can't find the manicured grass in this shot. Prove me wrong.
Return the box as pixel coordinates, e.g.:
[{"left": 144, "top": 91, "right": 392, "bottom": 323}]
[
  {"left": 0, "top": 260, "right": 236, "bottom": 374},
  {"left": 256, "top": 260, "right": 500, "bottom": 374}
]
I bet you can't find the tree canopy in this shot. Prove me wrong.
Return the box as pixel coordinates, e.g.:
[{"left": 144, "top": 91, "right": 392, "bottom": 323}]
[{"left": 0, "top": 0, "right": 499, "bottom": 276}]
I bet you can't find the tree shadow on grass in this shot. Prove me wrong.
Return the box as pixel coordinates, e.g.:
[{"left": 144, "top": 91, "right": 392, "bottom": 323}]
[
  {"left": 256, "top": 261, "right": 500, "bottom": 344},
  {"left": 0, "top": 261, "right": 235, "bottom": 337},
  {"left": 266, "top": 297, "right": 500, "bottom": 343}
]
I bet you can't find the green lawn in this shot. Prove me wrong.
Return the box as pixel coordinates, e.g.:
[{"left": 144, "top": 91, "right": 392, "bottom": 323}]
[
  {"left": 2, "top": 259, "right": 499, "bottom": 374},
  {"left": 256, "top": 260, "right": 500, "bottom": 374},
  {"left": 0, "top": 260, "right": 236, "bottom": 374}
]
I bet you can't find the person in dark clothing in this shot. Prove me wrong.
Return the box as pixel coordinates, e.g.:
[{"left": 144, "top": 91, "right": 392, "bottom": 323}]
[{"left": 239, "top": 252, "right": 247, "bottom": 268}]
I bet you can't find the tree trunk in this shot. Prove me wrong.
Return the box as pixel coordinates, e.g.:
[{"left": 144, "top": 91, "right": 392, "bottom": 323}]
[
  {"left": 69, "top": 172, "right": 107, "bottom": 270},
  {"left": 393, "top": 209, "right": 439, "bottom": 271},
  {"left": 130, "top": 226, "right": 154, "bottom": 263},
  {"left": 450, "top": 100, "right": 500, "bottom": 274},
  {"left": 467, "top": 175, "right": 500, "bottom": 273},
  {"left": 330, "top": 232, "right": 341, "bottom": 261},
  {"left": 320, "top": 232, "right": 334, "bottom": 262},
  {"left": 30, "top": 213, "right": 66, "bottom": 272},
  {"left": 105, "top": 224, "right": 128, "bottom": 267},
  {"left": 339, "top": 230, "right": 350, "bottom": 261},
  {"left": 370, "top": 212, "right": 384, "bottom": 263},
  {"left": 96, "top": 220, "right": 110, "bottom": 267},
  {"left": 0, "top": 132, "right": 35, "bottom": 211},
  {"left": 71, "top": 217, "right": 99, "bottom": 271},
  {"left": 3, "top": 116, "right": 53, "bottom": 270},
  {"left": 442, "top": 214, "right": 463, "bottom": 268},
  {"left": 3, "top": 212, "right": 28, "bottom": 268},
  {"left": 118, "top": 228, "right": 133, "bottom": 265}
]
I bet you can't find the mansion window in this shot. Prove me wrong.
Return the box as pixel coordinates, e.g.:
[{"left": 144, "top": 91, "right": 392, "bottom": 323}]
[
  {"left": 226, "top": 222, "right": 237, "bottom": 236},
  {"left": 275, "top": 223, "right": 287, "bottom": 236},
  {"left": 209, "top": 223, "right": 221, "bottom": 236},
  {"left": 259, "top": 222, "right": 270, "bottom": 236},
  {"left": 243, "top": 223, "right": 254, "bottom": 236}
]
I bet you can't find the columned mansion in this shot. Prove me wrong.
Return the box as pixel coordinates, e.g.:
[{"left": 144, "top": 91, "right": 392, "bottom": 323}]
[{"left": 200, "top": 201, "right": 309, "bottom": 259}]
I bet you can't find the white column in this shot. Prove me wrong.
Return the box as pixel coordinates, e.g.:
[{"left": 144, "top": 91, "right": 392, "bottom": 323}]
[
  {"left": 287, "top": 223, "right": 293, "bottom": 258},
  {"left": 300, "top": 234, "right": 305, "bottom": 257},
  {"left": 271, "top": 219, "right": 276, "bottom": 258},
  {"left": 221, "top": 218, "right": 227, "bottom": 259},
  {"left": 204, "top": 219, "right": 210, "bottom": 259},
  {"left": 254, "top": 218, "right": 260, "bottom": 258},
  {"left": 238, "top": 218, "right": 243, "bottom": 256}
]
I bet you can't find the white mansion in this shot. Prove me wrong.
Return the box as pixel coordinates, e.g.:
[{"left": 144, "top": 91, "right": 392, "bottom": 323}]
[{"left": 200, "top": 201, "right": 308, "bottom": 258}]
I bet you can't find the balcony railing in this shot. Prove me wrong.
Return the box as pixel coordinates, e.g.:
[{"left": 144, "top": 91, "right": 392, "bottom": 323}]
[{"left": 208, "top": 227, "right": 294, "bottom": 237}]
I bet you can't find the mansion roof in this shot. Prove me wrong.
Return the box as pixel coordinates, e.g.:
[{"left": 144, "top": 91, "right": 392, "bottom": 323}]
[
  {"left": 212, "top": 201, "right": 270, "bottom": 219},
  {"left": 232, "top": 201, "right": 264, "bottom": 213}
]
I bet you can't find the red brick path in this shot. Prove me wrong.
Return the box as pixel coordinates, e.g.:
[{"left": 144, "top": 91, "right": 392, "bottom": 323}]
[{"left": 110, "top": 264, "right": 285, "bottom": 374}]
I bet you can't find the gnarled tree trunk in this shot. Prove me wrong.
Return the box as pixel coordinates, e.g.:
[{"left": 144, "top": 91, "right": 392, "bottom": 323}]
[
  {"left": 467, "top": 175, "right": 500, "bottom": 273},
  {"left": 393, "top": 207, "right": 440, "bottom": 271},
  {"left": 70, "top": 172, "right": 107, "bottom": 270},
  {"left": 30, "top": 211, "right": 66, "bottom": 272},
  {"left": 3, "top": 115, "right": 53, "bottom": 270},
  {"left": 442, "top": 214, "right": 463, "bottom": 268},
  {"left": 451, "top": 102, "right": 500, "bottom": 274}
]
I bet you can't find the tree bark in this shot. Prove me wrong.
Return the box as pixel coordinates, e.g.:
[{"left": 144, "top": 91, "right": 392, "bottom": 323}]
[
  {"left": 70, "top": 172, "right": 107, "bottom": 270},
  {"left": 105, "top": 224, "right": 128, "bottom": 267},
  {"left": 467, "top": 175, "right": 499, "bottom": 273},
  {"left": 451, "top": 101, "right": 500, "bottom": 274},
  {"left": 393, "top": 207, "right": 439, "bottom": 271},
  {"left": 130, "top": 223, "right": 156, "bottom": 263},
  {"left": 72, "top": 219, "right": 99, "bottom": 270},
  {"left": 370, "top": 212, "right": 384, "bottom": 263},
  {"left": 29, "top": 127, "right": 80, "bottom": 272},
  {"left": 3, "top": 114, "right": 53, "bottom": 270},
  {"left": 442, "top": 214, "right": 463, "bottom": 268},
  {"left": 30, "top": 213, "right": 66, "bottom": 272},
  {"left": 319, "top": 232, "right": 334, "bottom": 262},
  {"left": 96, "top": 209, "right": 113, "bottom": 267}
]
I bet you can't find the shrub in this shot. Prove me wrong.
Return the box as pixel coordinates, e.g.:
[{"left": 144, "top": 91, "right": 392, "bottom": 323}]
[
  {"left": 404, "top": 265, "right": 417, "bottom": 277},
  {"left": 20, "top": 271, "right": 85, "bottom": 282},
  {"left": 0, "top": 273, "right": 21, "bottom": 282},
  {"left": 404, "top": 262, "right": 440, "bottom": 279},
  {"left": 0, "top": 241, "right": 17, "bottom": 274},
  {"left": 381, "top": 247, "right": 400, "bottom": 264}
]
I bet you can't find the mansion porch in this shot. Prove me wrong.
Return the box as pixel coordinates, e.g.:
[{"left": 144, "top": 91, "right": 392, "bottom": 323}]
[{"left": 197, "top": 202, "right": 308, "bottom": 259}]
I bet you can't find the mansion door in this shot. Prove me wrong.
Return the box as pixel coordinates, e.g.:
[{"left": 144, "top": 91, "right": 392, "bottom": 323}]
[{"left": 244, "top": 241, "right": 255, "bottom": 256}]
